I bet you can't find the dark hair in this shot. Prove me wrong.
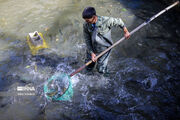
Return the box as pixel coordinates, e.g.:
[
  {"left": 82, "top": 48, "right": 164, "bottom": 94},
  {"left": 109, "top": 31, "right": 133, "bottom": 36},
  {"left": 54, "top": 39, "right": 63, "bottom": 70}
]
[{"left": 82, "top": 7, "right": 96, "bottom": 19}]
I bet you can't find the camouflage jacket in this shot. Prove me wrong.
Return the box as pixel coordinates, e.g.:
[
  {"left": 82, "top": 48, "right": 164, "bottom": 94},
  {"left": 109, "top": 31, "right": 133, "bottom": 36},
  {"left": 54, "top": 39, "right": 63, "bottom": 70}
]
[{"left": 83, "top": 16, "right": 125, "bottom": 54}]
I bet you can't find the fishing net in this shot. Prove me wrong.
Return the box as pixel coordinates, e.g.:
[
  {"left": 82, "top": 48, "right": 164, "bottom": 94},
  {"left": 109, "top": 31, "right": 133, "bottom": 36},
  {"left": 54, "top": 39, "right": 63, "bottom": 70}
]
[
  {"left": 44, "top": 73, "right": 73, "bottom": 101},
  {"left": 27, "top": 31, "right": 49, "bottom": 55}
]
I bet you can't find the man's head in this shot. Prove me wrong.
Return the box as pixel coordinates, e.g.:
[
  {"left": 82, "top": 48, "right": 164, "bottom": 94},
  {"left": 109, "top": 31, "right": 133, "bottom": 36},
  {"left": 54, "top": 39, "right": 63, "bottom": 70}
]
[{"left": 82, "top": 7, "right": 97, "bottom": 24}]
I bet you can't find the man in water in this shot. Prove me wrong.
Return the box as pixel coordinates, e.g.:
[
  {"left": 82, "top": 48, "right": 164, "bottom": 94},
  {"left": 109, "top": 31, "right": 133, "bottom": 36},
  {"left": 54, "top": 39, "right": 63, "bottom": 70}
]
[{"left": 82, "top": 7, "right": 130, "bottom": 74}]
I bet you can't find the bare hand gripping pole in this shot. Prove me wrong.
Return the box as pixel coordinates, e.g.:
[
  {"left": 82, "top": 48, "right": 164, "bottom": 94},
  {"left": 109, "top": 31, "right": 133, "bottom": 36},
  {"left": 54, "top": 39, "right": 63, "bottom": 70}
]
[{"left": 70, "top": 1, "right": 179, "bottom": 77}]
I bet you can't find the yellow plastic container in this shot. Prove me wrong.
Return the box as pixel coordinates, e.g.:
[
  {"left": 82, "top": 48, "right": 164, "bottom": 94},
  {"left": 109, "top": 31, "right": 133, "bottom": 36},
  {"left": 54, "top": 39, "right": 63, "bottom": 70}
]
[{"left": 27, "top": 31, "right": 49, "bottom": 55}]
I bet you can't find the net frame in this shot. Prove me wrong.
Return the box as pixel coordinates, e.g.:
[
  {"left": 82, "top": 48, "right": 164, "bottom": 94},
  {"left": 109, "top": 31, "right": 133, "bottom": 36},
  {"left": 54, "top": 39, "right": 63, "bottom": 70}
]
[{"left": 44, "top": 73, "right": 73, "bottom": 101}]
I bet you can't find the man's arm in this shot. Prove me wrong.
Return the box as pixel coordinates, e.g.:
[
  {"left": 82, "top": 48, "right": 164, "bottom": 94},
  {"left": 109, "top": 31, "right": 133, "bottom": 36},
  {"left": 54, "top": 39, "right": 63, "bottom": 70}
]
[
  {"left": 83, "top": 23, "right": 97, "bottom": 62},
  {"left": 107, "top": 17, "right": 130, "bottom": 39},
  {"left": 83, "top": 23, "right": 94, "bottom": 54}
]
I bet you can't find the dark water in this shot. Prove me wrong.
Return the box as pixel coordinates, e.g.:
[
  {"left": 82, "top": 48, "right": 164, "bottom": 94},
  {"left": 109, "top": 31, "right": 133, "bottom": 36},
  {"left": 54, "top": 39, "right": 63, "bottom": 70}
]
[{"left": 0, "top": 0, "right": 180, "bottom": 120}]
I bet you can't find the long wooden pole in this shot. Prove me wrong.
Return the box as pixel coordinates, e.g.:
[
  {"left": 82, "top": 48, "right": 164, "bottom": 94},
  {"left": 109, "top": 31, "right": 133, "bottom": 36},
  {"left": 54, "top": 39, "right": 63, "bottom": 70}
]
[{"left": 70, "top": 1, "right": 179, "bottom": 77}]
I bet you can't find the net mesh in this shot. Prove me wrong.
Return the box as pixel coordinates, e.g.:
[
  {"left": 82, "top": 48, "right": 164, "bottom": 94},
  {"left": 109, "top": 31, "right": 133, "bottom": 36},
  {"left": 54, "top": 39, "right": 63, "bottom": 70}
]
[{"left": 44, "top": 73, "right": 73, "bottom": 101}]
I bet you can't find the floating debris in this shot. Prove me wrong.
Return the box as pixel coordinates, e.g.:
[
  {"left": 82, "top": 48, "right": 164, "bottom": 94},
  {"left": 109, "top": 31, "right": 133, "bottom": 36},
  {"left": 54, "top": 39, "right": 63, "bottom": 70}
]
[
  {"left": 137, "top": 43, "right": 142, "bottom": 46},
  {"left": 45, "top": 28, "right": 49, "bottom": 31},
  {"left": 25, "top": 65, "right": 30, "bottom": 68},
  {"left": 34, "top": 63, "right": 37, "bottom": 72},
  {"left": 122, "top": 8, "right": 127, "bottom": 12}
]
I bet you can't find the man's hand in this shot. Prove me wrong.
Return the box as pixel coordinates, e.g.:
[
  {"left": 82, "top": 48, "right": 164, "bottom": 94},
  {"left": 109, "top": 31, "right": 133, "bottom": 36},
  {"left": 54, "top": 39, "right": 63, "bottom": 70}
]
[
  {"left": 91, "top": 53, "right": 97, "bottom": 62},
  {"left": 123, "top": 27, "right": 130, "bottom": 39},
  {"left": 124, "top": 31, "right": 130, "bottom": 39}
]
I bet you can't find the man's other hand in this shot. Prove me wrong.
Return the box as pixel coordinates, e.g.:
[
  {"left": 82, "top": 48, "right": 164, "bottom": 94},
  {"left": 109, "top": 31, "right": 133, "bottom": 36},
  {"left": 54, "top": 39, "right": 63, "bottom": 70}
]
[
  {"left": 123, "top": 27, "right": 130, "bottom": 39},
  {"left": 124, "top": 31, "right": 130, "bottom": 39},
  {"left": 91, "top": 53, "right": 97, "bottom": 62}
]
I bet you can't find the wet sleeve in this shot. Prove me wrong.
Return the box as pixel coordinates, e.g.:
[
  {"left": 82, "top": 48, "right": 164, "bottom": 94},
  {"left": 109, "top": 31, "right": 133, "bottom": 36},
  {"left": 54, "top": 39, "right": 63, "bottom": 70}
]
[
  {"left": 83, "top": 24, "right": 93, "bottom": 54},
  {"left": 106, "top": 17, "right": 125, "bottom": 29}
]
